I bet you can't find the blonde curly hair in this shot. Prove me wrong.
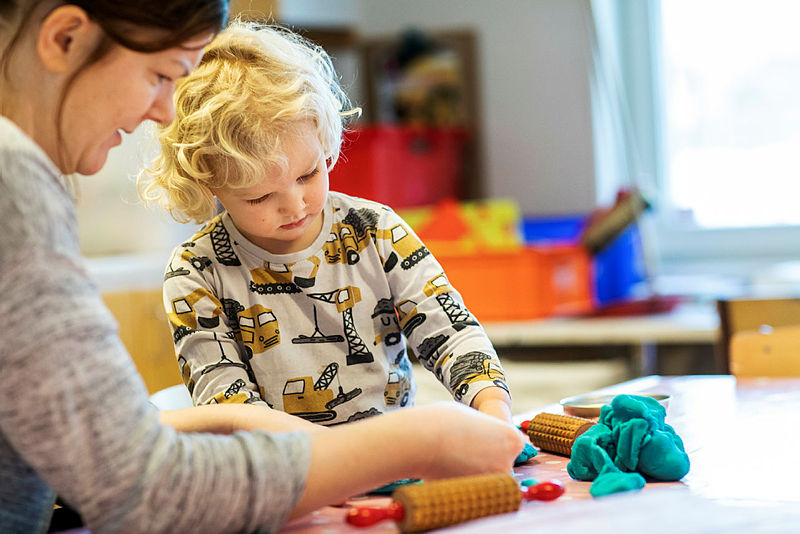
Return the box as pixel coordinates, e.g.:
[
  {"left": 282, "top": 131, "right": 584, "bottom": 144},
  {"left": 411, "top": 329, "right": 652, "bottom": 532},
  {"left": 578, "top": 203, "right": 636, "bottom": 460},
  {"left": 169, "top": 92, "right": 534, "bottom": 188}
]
[{"left": 138, "top": 20, "right": 355, "bottom": 223}]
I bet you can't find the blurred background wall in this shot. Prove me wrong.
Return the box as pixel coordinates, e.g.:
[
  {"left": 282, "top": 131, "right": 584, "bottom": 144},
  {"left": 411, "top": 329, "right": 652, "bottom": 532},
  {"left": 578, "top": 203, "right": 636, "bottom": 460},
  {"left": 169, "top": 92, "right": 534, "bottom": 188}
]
[{"left": 77, "top": 0, "right": 599, "bottom": 257}]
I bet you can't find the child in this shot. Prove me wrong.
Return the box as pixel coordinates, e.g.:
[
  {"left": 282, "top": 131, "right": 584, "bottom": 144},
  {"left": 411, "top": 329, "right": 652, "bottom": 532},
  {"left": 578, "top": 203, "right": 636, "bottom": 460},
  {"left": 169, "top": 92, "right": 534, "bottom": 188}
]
[{"left": 140, "top": 20, "right": 514, "bottom": 427}]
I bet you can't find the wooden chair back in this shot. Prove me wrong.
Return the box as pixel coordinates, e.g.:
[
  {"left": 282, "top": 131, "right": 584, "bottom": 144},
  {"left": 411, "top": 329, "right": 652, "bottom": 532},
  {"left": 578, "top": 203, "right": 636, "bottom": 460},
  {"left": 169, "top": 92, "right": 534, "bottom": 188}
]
[
  {"left": 717, "top": 297, "right": 800, "bottom": 375},
  {"left": 730, "top": 325, "right": 800, "bottom": 377},
  {"left": 102, "top": 289, "right": 182, "bottom": 394}
]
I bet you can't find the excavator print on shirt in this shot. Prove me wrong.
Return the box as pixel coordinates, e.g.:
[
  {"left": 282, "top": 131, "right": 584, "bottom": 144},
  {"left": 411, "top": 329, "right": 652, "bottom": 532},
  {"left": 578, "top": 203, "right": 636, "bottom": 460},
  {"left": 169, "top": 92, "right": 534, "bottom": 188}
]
[
  {"left": 168, "top": 287, "right": 223, "bottom": 331},
  {"left": 448, "top": 351, "right": 508, "bottom": 401},
  {"left": 322, "top": 207, "right": 379, "bottom": 266},
  {"left": 371, "top": 297, "right": 402, "bottom": 348},
  {"left": 376, "top": 223, "right": 430, "bottom": 273},
  {"left": 281, "top": 362, "right": 362, "bottom": 423}
]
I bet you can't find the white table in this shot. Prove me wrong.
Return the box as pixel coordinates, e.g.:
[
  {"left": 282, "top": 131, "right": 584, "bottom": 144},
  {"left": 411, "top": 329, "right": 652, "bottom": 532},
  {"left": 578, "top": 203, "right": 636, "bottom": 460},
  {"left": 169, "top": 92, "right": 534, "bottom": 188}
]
[{"left": 481, "top": 302, "right": 719, "bottom": 375}]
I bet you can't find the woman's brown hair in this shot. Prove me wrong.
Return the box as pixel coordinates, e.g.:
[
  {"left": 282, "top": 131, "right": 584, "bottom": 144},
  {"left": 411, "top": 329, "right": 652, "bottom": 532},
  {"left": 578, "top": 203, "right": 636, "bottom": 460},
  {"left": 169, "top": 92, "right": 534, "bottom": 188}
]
[{"left": 0, "top": 0, "right": 229, "bottom": 170}]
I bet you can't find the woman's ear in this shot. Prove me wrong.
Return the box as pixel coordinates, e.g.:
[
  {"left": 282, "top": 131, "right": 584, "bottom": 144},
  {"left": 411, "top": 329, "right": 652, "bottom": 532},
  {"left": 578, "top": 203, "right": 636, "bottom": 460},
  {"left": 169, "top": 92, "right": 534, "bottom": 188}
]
[{"left": 36, "top": 5, "right": 100, "bottom": 73}]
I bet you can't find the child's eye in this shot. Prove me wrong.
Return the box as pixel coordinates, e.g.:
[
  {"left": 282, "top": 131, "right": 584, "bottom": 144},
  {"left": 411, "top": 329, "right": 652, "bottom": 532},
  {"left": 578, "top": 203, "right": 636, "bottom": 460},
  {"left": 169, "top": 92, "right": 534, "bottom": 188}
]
[
  {"left": 156, "top": 73, "right": 174, "bottom": 85},
  {"left": 247, "top": 193, "right": 271, "bottom": 205},
  {"left": 298, "top": 168, "right": 319, "bottom": 182}
]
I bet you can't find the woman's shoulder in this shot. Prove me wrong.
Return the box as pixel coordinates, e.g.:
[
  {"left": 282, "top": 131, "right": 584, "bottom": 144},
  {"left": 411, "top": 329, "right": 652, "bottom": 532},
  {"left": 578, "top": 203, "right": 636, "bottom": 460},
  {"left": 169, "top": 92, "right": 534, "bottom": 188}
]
[
  {"left": 0, "top": 123, "right": 78, "bottom": 253},
  {"left": 0, "top": 117, "right": 62, "bottom": 180}
]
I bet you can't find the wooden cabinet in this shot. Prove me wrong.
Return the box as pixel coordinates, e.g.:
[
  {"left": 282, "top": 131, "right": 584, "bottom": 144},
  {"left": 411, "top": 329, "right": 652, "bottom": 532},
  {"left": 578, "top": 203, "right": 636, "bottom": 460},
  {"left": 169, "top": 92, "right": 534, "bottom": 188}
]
[{"left": 229, "top": 0, "right": 278, "bottom": 20}]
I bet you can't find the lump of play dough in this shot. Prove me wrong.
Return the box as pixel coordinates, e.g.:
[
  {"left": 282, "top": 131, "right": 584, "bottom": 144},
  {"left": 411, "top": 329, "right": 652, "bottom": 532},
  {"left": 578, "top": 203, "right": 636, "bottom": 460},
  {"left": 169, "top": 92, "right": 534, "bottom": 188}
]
[
  {"left": 589, "top": 466, "right": 645, "bottom": 497},
  {"left": 514, "top": 442, "right": 538, "bottom": 466},
  {"left": 567, "top": 394, "right": 690, "bottom": 497}
]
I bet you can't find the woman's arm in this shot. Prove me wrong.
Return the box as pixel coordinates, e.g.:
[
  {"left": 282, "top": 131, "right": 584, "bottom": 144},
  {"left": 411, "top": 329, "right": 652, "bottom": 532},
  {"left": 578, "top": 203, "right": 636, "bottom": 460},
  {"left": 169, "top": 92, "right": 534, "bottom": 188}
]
[
  {"left": 158, "top": 400, "right": 525, "bottom": 521},
  {"left": 288, "top": 401, "right": 525, "bottom": 519},
  {"left": 159, "top": 403, "right": 327, "bottom": 434}
]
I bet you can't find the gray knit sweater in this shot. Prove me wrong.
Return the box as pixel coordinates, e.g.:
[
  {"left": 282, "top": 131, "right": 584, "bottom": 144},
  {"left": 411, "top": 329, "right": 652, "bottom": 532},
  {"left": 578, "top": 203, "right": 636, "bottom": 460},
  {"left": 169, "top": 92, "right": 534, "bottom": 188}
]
[{"left": 0, "top": 117, "right": 310, "bottom": 533}]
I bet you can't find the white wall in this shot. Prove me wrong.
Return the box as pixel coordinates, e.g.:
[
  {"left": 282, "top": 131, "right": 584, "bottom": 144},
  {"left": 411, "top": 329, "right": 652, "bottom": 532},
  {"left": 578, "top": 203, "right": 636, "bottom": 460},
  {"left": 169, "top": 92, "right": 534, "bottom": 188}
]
[
  {"left": 78, "top": 0, "right": 598, "bottom": 257},
  {"left": 352, "top": 0, "right": 597, "bottom": 216},
  {"left": 75, "top": 125, "right": 189, "bottom": 257}
]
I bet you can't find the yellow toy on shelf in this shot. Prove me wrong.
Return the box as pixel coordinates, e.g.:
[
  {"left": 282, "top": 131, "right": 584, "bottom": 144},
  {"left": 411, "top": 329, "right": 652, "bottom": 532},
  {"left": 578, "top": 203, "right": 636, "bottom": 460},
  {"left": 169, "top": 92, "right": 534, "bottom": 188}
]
[
  {"left": 398, "top": 198, "right": 594, "bottom": 322},
  {"left": 398, "top": 197, "right": 523, "bottom": 256}
]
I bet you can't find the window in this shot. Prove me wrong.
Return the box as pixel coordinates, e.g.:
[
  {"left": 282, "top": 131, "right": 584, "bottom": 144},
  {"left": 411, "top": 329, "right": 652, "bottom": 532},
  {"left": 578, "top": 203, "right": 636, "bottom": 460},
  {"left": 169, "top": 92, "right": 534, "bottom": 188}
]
[
  {"left": 661, "top": 0, "right": 800, "bottom": 229},
  {"left": 592, "top": 0, "right": 800, "bottom": 264}
]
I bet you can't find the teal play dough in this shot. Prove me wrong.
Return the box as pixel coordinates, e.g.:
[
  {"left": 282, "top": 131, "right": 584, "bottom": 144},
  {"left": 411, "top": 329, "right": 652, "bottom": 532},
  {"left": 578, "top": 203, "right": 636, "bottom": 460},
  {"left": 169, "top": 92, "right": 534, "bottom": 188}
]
[
  {"left": 567, "top": 394, "right": 690, "bottom": 497},
  {"left": 514, "top": 442, "right": 538, "bottom": 466}
]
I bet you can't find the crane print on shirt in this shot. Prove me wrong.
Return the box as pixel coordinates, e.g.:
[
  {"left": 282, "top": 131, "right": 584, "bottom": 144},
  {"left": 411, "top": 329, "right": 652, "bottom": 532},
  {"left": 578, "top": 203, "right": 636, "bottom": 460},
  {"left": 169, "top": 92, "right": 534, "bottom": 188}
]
[
  {"left": 423, "top": 273, "right": 479, "bottom": 331},
  {"left": 292, "top": 304, "right": 345, "bottom": 344},
  {"left": 200, "top": 331, "right": 259, "bottom": 385},
  {"left": 306, "top": 286, "right": 373, "bottom": 365}
]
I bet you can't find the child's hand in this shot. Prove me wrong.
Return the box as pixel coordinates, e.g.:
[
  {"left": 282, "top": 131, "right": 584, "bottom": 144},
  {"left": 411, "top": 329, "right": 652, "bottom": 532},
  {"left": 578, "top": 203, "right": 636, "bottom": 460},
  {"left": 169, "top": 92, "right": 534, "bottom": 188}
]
[
  {"left": 470, "top": 386, "right": 514, "bottom": 426},
  {"left": 409, "top": 402, "right": 525, "bottom": 479}
]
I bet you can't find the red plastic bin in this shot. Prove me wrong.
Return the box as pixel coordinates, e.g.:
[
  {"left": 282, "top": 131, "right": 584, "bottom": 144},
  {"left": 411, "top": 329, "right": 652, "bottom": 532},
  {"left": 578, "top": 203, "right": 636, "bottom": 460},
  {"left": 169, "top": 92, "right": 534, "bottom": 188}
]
[{"left": 330, "top": 125, "right": 466, "bottom": 209}]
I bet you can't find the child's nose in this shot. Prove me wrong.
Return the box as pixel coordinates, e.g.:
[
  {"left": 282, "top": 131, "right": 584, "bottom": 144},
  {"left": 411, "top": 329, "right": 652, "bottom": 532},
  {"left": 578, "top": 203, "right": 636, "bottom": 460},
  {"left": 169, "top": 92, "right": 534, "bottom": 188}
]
[{"left": 280, "top": 188, "right": 306, "bottom": 216}]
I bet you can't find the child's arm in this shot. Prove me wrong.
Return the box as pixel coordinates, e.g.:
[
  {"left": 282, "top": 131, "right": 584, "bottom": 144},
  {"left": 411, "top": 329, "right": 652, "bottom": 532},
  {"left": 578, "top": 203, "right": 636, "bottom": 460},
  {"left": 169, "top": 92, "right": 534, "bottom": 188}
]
[
  {"left": 159, "top": 403, "right": 328, "bottom": 434},
  {"left": 376, "top": 209, "right": 513, "bottom": 419},
  {"left": 162, "top": 244, "right": 268, "bottom": 407},
  {"left": 469, "top": 385, "right": 514, "bottom": 425}
]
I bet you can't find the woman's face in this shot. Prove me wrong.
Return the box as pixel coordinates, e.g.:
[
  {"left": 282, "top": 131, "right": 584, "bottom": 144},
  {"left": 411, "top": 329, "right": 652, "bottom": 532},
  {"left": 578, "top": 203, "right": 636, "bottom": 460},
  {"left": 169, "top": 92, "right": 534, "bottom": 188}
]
[{"left": 61, "top": 34, "right": 211, "bottom": 175}]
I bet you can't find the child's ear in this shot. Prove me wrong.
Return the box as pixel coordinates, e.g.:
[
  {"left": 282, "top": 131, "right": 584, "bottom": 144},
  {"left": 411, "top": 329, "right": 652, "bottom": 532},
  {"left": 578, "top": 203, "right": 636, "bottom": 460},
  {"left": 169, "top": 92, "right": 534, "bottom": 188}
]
[{"left": 36, "top": 5, "right": 101, "bottom": 73}]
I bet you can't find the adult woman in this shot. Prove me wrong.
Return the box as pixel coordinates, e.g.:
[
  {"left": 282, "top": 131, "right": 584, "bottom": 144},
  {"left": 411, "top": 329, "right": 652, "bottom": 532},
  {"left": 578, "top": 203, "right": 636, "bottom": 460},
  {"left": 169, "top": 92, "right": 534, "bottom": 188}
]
[{"left": 0, "top": 2, "right": 524, "bottom": 532}]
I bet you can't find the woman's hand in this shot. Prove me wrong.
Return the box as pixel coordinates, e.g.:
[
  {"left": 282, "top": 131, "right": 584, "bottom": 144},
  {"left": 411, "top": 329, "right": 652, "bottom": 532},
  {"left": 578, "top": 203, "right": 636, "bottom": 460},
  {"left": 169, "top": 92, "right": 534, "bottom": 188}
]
[
  {"left": 159, "top": 403, "right": 328, "bottom": 434},
  {"left": 409, "top": 401, "right": 525, "bottom": 479}
]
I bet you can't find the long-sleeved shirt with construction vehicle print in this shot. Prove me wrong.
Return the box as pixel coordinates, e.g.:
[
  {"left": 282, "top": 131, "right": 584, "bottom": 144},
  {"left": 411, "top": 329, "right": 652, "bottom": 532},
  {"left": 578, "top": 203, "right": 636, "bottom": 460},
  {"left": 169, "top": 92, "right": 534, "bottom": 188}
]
[{"left": 163, "top": 191, "right": 509, "bottom": 425}]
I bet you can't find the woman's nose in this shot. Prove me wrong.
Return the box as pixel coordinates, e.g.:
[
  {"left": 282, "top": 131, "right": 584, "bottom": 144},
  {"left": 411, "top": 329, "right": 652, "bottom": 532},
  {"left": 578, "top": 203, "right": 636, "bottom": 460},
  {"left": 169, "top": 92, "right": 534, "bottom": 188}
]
[{"left": 146, "top": 85, "right": 176, "bottom": 125}]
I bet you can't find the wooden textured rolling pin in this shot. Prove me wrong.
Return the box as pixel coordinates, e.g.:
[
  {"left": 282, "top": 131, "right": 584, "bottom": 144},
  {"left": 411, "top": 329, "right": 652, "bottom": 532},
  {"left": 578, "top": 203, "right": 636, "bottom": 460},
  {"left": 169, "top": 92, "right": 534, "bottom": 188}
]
[
  {"left": 346, "top": 473, "right": 564, "bottom": 532},
  {"left": 522, "top": 412, "right": 595, "bottom": 456}
]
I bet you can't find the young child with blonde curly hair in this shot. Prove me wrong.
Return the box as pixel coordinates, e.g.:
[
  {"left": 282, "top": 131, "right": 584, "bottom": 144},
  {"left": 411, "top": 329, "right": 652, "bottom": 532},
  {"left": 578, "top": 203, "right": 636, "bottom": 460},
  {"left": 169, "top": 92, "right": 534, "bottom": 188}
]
[{"left": 139, "top": 20, "right": 515, "bottom": 428}]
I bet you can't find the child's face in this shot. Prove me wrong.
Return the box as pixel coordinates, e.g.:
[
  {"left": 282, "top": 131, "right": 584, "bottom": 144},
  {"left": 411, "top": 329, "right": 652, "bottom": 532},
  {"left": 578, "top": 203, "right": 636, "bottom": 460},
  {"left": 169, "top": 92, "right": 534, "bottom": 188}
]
[{"left": 213, "top": 123, "right": 329, "bottom": 255}]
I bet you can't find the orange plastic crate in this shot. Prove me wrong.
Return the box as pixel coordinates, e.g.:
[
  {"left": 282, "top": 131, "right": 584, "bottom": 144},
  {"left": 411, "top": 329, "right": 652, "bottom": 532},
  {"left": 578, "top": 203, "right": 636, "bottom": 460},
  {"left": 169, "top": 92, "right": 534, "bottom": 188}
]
[
  {"left": 435, "top": 246, "right": 593, "bottom": 322},
  {"left": 529, "top": 245, "right": 594, "bottom": 317}
]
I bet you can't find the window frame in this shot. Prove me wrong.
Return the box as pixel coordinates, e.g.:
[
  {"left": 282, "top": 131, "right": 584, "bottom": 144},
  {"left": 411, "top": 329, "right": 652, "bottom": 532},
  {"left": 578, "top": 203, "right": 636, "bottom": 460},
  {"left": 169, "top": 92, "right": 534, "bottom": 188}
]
[{"left": 602, "top": 0, "right": 800, "bottom": 267}]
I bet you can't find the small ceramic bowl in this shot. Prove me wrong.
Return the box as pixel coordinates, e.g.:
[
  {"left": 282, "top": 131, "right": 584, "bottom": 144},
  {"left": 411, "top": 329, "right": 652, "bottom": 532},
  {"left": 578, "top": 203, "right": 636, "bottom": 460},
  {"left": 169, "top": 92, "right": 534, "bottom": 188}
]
[{"left": 559, "top": 393, "right": 671, "bottom": 419}]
